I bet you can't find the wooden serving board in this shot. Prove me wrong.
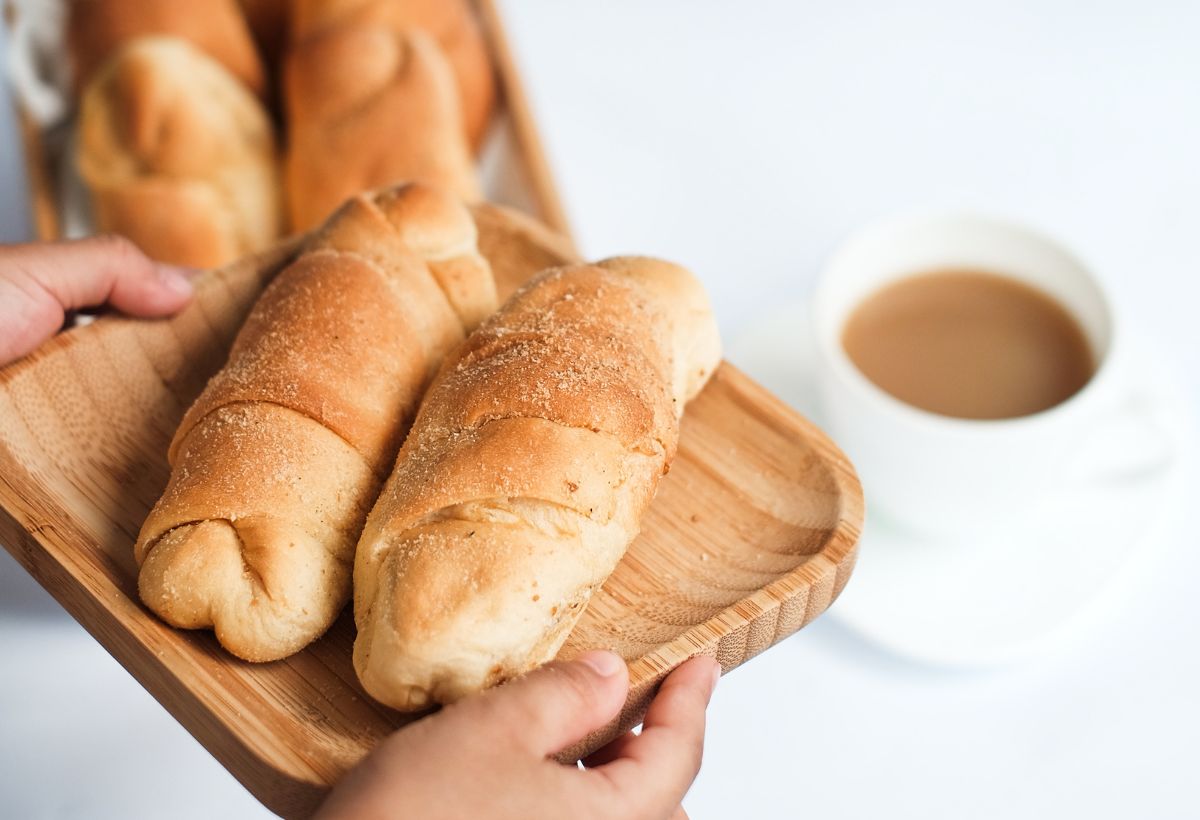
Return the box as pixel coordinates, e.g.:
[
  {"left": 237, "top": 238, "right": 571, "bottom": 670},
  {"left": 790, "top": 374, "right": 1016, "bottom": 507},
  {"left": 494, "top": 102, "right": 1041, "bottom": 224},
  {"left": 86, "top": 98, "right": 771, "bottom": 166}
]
[
  {"left": 5, "top": 0, "right": 860, "bottom": 814},
  {"left": 0, "top": 205, "right": 862, "bottom": 818}
]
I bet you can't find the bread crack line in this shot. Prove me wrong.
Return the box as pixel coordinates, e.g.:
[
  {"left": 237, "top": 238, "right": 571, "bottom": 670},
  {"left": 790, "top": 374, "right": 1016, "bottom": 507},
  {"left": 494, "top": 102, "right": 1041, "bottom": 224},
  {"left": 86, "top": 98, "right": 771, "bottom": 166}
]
[
  {"left": 321, "top": 246, "right": 474, "bottom": 339},
  {"left": 142, "top": 514, "right": 355, "bottom": 610},
  {"left": 179, "top": 398, "right": 380, "bottom": 478},
  {"left": 403, "top": 412, "right": 664, "bottom": 533}
]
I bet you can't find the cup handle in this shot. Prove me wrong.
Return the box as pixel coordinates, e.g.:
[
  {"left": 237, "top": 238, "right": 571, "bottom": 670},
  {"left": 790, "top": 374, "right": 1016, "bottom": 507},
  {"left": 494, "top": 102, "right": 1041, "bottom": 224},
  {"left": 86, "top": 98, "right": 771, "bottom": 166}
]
[{"left": 1063, "top": 373, "right": 1179, "bottom": 487}]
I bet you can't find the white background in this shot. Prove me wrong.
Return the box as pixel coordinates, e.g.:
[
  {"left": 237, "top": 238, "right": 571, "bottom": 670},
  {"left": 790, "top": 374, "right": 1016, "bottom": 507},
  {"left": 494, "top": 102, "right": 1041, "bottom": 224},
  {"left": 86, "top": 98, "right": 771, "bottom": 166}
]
[{"left": 2, "top": 1, "right": 1199, "bottom": 817}]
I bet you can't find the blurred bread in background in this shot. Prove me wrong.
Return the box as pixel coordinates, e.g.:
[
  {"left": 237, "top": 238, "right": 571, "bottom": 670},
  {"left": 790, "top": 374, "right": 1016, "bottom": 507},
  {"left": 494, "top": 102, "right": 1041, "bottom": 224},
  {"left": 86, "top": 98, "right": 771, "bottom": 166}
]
[
  {"left": 237, "top": 0, "right": 291, "bottom": 73},
  {"left": 76, "top": 37, "right": 283, "bottom": 268},
  {"left": 291, "top": 0, "right": 495, "bottom": 149},
  {"left": 60, "top": 0, "right": 513, "bottom": 258},
  {"left": 284, "top": 25, "right": 479, "bottom": 231},
  {"left": 67, "top": 0, "right": 267, "bottom": 98}
]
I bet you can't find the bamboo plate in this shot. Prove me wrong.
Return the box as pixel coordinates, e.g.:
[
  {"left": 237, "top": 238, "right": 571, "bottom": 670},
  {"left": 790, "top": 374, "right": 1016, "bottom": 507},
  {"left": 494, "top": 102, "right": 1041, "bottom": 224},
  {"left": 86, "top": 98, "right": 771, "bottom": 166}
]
[{"left": 0, "top": 208, "right": 862, "bottom": 818}]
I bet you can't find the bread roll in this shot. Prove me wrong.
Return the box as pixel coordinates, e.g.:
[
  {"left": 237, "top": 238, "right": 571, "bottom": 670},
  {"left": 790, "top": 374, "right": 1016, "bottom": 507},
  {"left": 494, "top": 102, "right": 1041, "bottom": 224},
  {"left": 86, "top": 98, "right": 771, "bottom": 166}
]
[
  {"left": 284, "top": 25, "right": 480, "bottom": 232},
  {"left": 353, "top": 257, "right": 722, "bottom": 710},
  {"left": 77, "top": 37, "right": 283, "bottom": 269},
  {"left": 291, "top": 0, "right": 495, "bottom": 149},
  {"left": 135, "top": 183, "right": 497, "bottom": 662},
  {"left": 68, "top": 0, "right": 266, "bottom": 97}
]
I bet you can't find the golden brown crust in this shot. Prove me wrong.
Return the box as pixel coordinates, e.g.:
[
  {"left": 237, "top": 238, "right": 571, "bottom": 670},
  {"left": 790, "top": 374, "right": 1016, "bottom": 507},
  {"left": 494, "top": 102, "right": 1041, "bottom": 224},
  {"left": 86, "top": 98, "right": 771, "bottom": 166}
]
[
  {"left": 68, "top": 0, "right": 267, "bottom": 97},
  {"left": 138, "top": 403, "right": 373, "bottom": 661},
  {"left": 411, "top": 266, "right": 680, "bottom": 458},
  {"left": 76, "top": 37, "right": 283, "bottom": 269},
  {"left": 353, "top": 257, "right": 721, "bottom": 709},
  {"left": 469, "top": 202, "right": 581, "bottom": 299},
  {"left": 283, "top": 24, "right": 480, "bottom": 232},
  {"left": 135, "top": 183, "right": 497, "bottom": 662},
  {"left": 291, "top": 0, "right": 495, "bottom": 149}
]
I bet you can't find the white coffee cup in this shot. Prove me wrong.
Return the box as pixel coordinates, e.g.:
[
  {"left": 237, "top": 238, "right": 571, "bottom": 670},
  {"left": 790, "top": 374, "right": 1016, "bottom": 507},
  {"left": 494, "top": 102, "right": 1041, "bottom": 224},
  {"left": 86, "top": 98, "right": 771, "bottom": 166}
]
[{"left": 812, "top": 212, "right": 1157, "bottom": 536}]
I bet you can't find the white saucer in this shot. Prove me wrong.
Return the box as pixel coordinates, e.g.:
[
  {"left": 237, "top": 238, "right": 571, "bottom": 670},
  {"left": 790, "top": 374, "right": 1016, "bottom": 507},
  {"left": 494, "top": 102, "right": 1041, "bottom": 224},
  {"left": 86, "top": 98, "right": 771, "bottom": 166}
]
[{"left": 730, "top": 301, "right": 1194, "bottom": 667}]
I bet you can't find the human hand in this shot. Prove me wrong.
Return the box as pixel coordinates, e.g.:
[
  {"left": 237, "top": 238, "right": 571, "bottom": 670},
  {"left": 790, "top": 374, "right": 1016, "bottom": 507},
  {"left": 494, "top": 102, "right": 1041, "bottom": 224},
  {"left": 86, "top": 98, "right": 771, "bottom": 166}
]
[
  {"left": 317, "top": 652, "right": 721, "bottom": 820},
  {"left": 0, "top": 235, "right": 195, "bottom": 366}
]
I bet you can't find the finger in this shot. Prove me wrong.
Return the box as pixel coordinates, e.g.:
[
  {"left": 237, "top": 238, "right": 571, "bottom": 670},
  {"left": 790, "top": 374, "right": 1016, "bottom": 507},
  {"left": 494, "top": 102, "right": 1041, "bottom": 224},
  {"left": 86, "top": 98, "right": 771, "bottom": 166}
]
[
  {"left": 455, "top": 650, "right": 630, "bottom": 758},
  {"left": 581, "top": 729, "right": 637, "bottom": 769},
  {"left": 0, "top": 269, "right": 61, "bottom": 365},
  {"left": 587, "top": 656, "right": 719, "bottom": 815},
  {"left": 7, "top": 235, "right": 195, "bottom": 317},
  {"left": 670, "top": 806, "right": 690, "bottom": 820}
]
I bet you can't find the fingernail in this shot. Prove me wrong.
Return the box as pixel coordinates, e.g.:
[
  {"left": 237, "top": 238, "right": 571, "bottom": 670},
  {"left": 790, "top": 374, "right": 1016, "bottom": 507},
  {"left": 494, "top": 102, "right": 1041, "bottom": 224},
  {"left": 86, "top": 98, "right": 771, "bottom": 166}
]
[
  {"left": 710, "top": 662, "right": 722, "bottom": 692},
  {"left": 578, "top": 650, "right": 623, "bottom": 678},
  {"left": 156, "top": 264, "right": 196, "bottom": 296}
]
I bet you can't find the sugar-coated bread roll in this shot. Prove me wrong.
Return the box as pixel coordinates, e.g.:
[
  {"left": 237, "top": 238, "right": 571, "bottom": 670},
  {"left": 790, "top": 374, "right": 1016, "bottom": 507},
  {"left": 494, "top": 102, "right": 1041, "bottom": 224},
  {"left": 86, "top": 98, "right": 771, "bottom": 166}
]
[
  {"left": 68, "top": 0, "right": 266, "bottom": 97},
  {"left": 284, "top": 25, "right": 480, "bottom": 232},
  {"left": 76, "top": 37, "right": 283, "bottom": 269},
  {"left": 291, "top": 0, "right": 495, "bottom": 149},
  {"left": 353, "top": 257, "right": 722, "bottom": 710},
  {"left": 135, "top": 183, "right": 498, "bottom": 662}
]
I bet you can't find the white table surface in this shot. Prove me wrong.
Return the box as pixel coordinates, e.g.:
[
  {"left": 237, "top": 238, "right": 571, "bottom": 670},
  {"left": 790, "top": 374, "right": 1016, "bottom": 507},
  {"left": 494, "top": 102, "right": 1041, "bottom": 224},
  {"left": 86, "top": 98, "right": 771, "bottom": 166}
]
[{"left": 2, "top": 1, "right": 1198, "bottom": 817}]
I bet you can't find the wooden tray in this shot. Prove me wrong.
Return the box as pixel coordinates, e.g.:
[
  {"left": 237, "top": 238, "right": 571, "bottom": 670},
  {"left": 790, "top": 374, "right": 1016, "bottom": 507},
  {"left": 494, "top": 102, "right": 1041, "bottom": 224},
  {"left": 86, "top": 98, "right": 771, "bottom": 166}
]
[
  {"left": 3, "top": 2, "right": 862, "bottom": 815},
  {"left": 0, "top": 206, "right": 862, "bottom": 818}
]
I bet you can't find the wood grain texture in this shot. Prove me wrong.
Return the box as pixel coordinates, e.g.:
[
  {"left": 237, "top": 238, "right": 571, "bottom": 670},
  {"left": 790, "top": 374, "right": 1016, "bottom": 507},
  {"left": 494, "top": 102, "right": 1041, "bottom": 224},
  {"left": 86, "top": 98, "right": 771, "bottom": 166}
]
[{"left": 0, "top": 207, "right": 862, "bottom": 817}]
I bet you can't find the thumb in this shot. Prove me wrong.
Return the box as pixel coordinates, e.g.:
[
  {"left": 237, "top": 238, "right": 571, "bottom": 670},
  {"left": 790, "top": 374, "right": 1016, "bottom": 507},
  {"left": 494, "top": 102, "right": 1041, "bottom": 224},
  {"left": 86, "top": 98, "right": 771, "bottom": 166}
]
[
  {"left": 459, "top": 650, "right": 629, "bottom": 759},
  {"left": 0, "top": 235, "right": 195, "bottom": 364},
  {"left": 15, "top": 234, "right": 196, "bottom": 317}
]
